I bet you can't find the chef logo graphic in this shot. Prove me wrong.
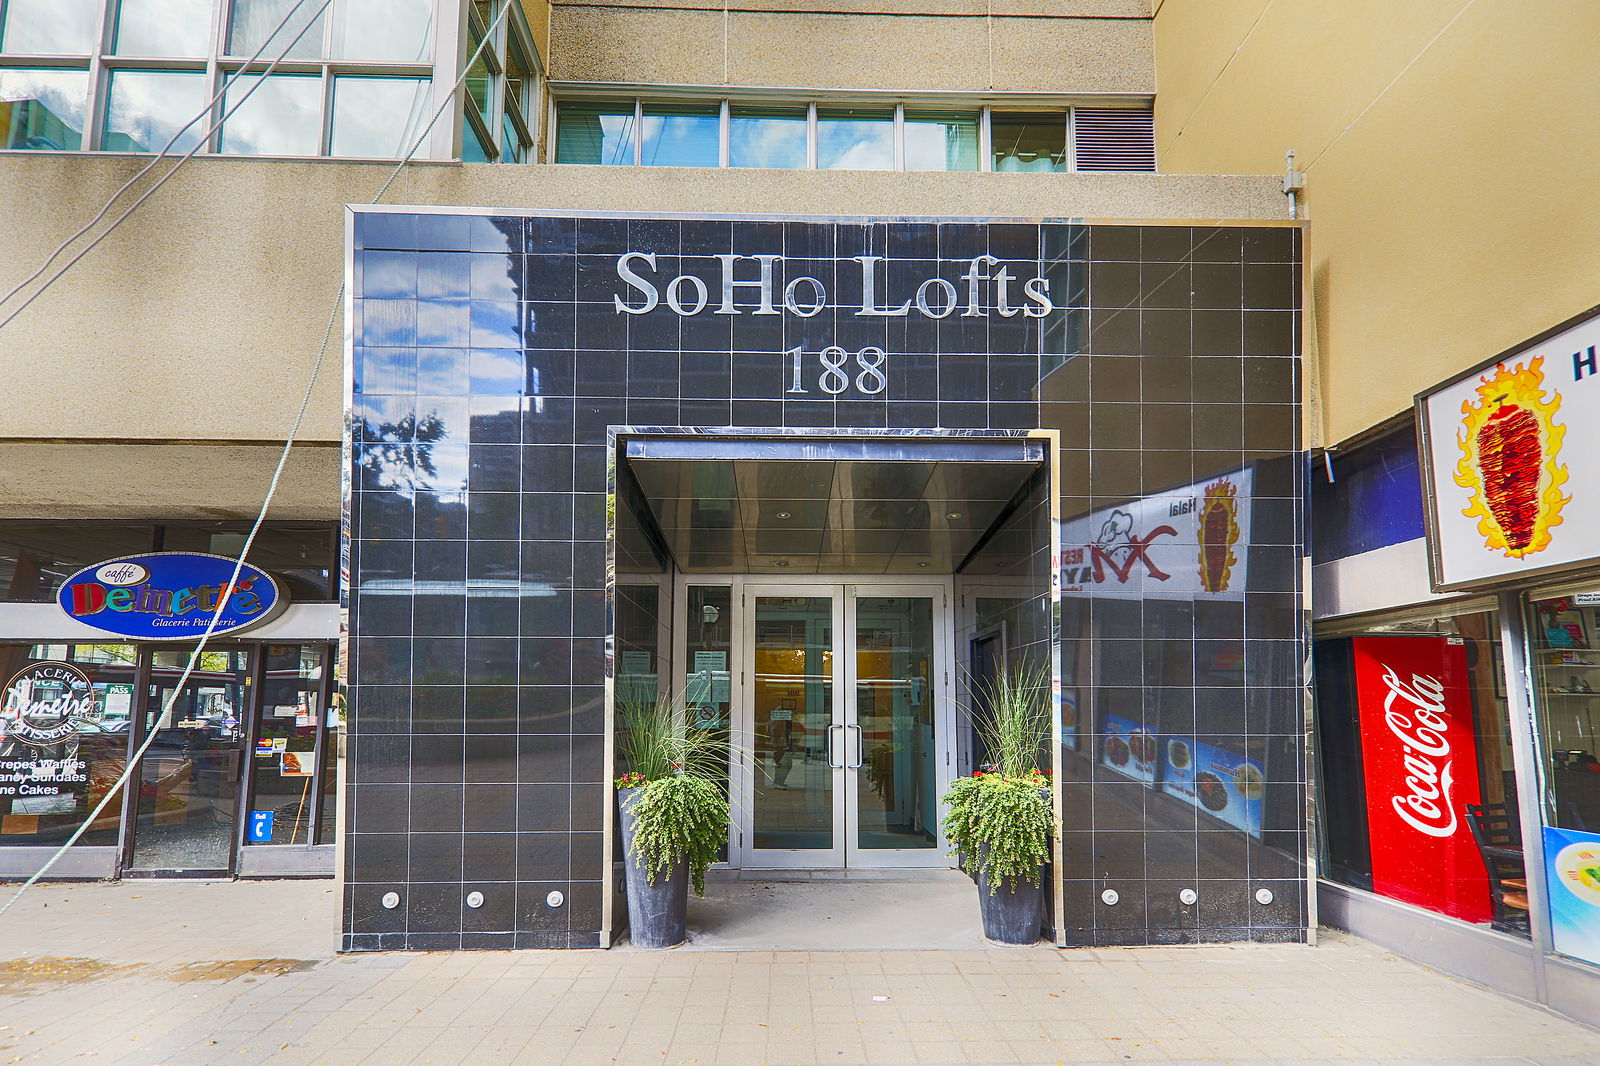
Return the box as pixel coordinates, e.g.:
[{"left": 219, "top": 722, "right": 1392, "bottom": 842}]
[
  {"left": 1454, "top": 355, "right": 1570, "bottom": 558},
  {"left": 1088, "top": 509, "right": 1177, "bottom": 584}
]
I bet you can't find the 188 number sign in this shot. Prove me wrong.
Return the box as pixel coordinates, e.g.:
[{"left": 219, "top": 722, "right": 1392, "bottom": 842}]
[{"left": 784, "top": 346, "right": 887, "bottom": 396}]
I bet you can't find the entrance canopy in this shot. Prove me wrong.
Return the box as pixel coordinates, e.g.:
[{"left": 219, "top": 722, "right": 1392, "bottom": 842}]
[{"left": 621, "top": 436, "right": 1046, "bottom": 574}]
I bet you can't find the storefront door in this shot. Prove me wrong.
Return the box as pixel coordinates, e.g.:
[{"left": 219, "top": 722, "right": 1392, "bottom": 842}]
[
  {"left": 124, "top": 645, "right": 252, "bottom": 876},
  {"left": 738, "top": 582, "right": 950, "bottom": 869}
]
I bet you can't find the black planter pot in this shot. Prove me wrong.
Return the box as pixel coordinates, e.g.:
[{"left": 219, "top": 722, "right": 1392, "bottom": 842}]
[
  {"left": 617, "top": 788, "right": 689, "bottom": 948},
  {"left": 974, "top": 863, "right": 1045, "bottom": 945}
]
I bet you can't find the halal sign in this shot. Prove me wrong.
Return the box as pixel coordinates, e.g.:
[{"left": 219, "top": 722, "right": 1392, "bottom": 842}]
[
  {"left": 1, "top": 662, "right": 101, "bottom": 748},
  {"left": 57, "top": 552, "right": 288, "bottom": 641}
]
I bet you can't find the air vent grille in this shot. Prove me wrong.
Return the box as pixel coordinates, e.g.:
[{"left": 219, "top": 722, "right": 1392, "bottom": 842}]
[{"left": 1073, "top": 108, "right": 1156, "bottom": 173}]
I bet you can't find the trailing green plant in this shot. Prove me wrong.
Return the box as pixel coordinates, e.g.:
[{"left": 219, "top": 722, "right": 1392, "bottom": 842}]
[
  {"left": 943, "top": 660, "right": 1059, "bottom": 893},
  {"left": 615, "top": 693, "right": 735, "bottom": 896},
  {"left": 624, "top": 774, "right": 729, "bottom": 895},
  {"left": 942, "top": 769, "right": 1055, "bottom": 893}
]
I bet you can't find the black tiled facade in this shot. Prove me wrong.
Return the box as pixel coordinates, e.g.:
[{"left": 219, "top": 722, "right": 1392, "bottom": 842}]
[{"left": 343, "top": 209, "right": 1305, "bottom": 950}]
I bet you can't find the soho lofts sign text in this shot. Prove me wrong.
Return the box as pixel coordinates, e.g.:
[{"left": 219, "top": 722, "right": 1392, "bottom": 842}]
[{"left": 610, "top": 252, "right": 1056, "bottom": 396}]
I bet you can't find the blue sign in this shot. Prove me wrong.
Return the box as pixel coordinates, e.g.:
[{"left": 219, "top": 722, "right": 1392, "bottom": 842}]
[
  {"left": 248, "top": 810, "right": 275, "bottom": 843},
  {"left": 1161, "top": 736, "right": 1265, "bottom": 838},
  {"left": 58, "top": 552, "right": 288, "bottom": 641}
]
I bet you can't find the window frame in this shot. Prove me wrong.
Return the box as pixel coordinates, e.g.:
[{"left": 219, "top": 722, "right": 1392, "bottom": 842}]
[
  {"left": 0, "top": 0, "right": 459, "bottom": 158},
  {"left": 548, "top": 95, "right": 1152, "bottom": 173}
]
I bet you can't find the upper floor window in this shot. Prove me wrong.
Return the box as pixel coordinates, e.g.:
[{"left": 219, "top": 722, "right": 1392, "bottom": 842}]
[
  {"left": 552, "top": 98, "right": 1155, "bottom": 173},
  {"left": 0, "top": 0, "right": 532, "bottom": 159},
  {"left": 459, "top": 0, "right": 540, "bottom": 164}
]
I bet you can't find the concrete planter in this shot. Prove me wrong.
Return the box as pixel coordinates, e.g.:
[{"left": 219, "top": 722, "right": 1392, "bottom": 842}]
[
  {"left": 974, "top": 866, "right": 1045, "bottom": 945},
  {"left": 617, "top": 787, "right": 688, "bottom": 949}
]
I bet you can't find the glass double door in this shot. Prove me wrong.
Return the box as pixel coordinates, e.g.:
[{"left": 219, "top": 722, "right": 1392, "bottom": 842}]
[{"left": 740, "top": 583, "right": 949, "bottom": 869}]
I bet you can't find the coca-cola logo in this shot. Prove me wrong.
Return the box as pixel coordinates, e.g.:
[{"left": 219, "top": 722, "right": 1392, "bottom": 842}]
[
  {"left": 1379, "top": 664, "right": 1458, "bottom": 838},
  {"left": 1, "top": 662, "right": 102, "bottom": 750}
]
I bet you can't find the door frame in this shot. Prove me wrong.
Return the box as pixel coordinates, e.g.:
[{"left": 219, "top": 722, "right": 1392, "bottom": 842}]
[
  {"left": 675, "top": 573, "right": 956, "bottom": 871},
  {"left": 119, "top": 643, "right": 254, "bottom": 878}
]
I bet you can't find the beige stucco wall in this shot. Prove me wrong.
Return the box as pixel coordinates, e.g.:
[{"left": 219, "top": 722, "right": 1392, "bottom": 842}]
[
  {"left": 1154, "top": 0, "right": 1600, "bottom": 446},
  {"left": 547, "top": 1, "right": 1154, "bottom": 92},
  {"left": 0, "top": 154, "right": 1279, "bottom": 517}
]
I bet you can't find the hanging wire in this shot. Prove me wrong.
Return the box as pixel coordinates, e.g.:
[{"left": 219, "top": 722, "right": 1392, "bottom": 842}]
[
  {"left": 0, "top": 0, "right": 515, "bottom": 921},
  {"left": 0, "top": 0, "right": 338, "bottom": 323}
]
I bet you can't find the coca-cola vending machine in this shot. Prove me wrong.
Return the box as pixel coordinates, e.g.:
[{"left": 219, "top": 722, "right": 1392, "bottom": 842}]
[{"left": 1351, "top": 637, "right": 1492, "bottom": 923}]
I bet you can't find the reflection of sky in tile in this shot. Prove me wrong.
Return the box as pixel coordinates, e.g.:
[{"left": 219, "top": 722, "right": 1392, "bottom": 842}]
[
  {"left": 417, "top": 441, "right": 468, "bottom": 491},
  {"left": 114, "top": 0, "right": 214, "bottom": 56},
  {"left": 102, "top": 70, "right": 207, "bottom": 153},
  {"left": 730, "top": 111, "right": 806, "bottom": 169},
  {"left": 331, "top": 76, "right": 430, "bottom": 157},
  {"left": 640, "top": 113, "right": 718, "bottom": 167},
  {"left": 1, "top": 0, "right": 98, "bottom": 53},
  {"left": 418, "top": 252, "right": 470, "bottom": 298},
  {"left": 469, "top": 349, "right": 523, "bottom": 394},
  {"left": 221, "top": 73, "right": 321, "bottom": 155},
  {"left": 361, "top": 252, "right": 417, "bottom": 299},
  {"left": 470, "top": 302, "right": 519, "bottom": 348},
  {"left": 470, "top": 254, "right": 517, "bottom": 300},
  {"left": 416, "top": 350, "right": 467, "bottom": 394},
  {"left": 0, "top": 70, "right": 88, "bottom": 149},
  {"left": 817, "top": 115, "right": 893, "bottom": 170}
]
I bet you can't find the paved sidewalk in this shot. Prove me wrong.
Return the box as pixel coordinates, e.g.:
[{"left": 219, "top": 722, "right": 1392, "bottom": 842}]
[{"left": 0, "top": 880, "right": 1596, "bottom": 1065}]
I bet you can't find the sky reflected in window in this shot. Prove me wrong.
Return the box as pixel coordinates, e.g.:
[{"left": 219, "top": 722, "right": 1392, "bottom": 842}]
[
  {"left": 114, "top": 0, "right": 215, "bottom": 57},
  {"left": 222, "top": 73, "right": 321, "bottom": 155},
  {"left": 102, "top": 70, "right": 208, "bottom": 153},
  {"left": 331, "top": 76, "right": 431, "bottom": 157},
  {"left": 730, "top": 105, "right": 806, "bottom": 169},
  {"left": 817, "top": 108, "right": 892, "bottom": 170},
  {"left": 0, "top": 0, "right": 98, "bottom": 54},
  {"left": 0, "top": 69, "right": 88, "bottom": 150},
  {"left": 641, "top": 104, "right": 718, "bottom": 167}
]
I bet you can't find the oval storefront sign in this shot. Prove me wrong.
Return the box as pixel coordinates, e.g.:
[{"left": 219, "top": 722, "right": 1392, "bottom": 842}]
[{"left": 57, "top": 552, "right": 288, "bottom": 641}]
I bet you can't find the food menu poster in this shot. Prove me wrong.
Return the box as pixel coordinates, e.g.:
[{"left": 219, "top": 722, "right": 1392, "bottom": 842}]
[
  {"left": 1161, "top": 737, "right": 1264, "bottom": 837},
  {"left": 1544, "top": 826, "right": 1600, "bottom": 967},
  {"left": 1419, "top": 309, "right": 1600, "bottom": 590},
  {"left": 1101, "top": 714, "right": 1157, "bottom": 783}
]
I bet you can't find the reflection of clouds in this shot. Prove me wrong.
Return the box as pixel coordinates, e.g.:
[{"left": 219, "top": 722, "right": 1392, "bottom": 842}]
[
  {"left": 730, "top": 115, "right": 806, "bottom": 168},
  {"left": 222, "top": 74, "right": 321, "bottom": 155},
  {"left": 330, "top": 77, "right": 430, "bottom": 157},
  {"left": 2, "top": 0, "right": 98, "bottom": 54},
  {"left": 114, "top": 0, "right": 213, "bottom": 57},
  {"left": 229, "top": 0, "right": 327, "bottom": 59},
  {"left": 642, "top": 113, "right": 718, "bottom": 166},
  {"left": 819, "top": 123, "right": 893, "bottom": 170},
  {"left": 331, "top": 0, "right": 433, "bottom": 61},
  {"left": 0, "top": 70, "right": 88, "bottom": 149},
  {"left": 104, "top": 71, "right": 207, "bottom": 153}
]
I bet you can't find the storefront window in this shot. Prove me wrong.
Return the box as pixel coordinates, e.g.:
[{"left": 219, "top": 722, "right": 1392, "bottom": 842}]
[
  {"left": 1527, "top": 588, "right": 1600, "bottom": 967},
  {"left": 1314, "top": 604, "right": 1527, "bottom": 936},
  {"left": 244, "top": 644, "right": 326, "bottom": 845},
  {"left": 0, "top": 643, "right": 138, "bottom": 847}
]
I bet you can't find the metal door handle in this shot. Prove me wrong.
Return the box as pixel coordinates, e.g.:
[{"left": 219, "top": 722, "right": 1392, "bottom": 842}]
[
  {"left": 846, "top": 724, "right": 863, "bottom": 769},
  {"left": 827, "top": 723, "right": 845, "bottom": 769}
]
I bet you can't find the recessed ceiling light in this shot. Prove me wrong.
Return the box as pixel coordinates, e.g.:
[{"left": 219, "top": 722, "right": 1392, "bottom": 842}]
[
  {"left": 917, "top": 561, "right": 930, "bottom": 568},
  {"left": 774, "top": 511, "right": 792, "bottom": 520},
  {"left": 946, "top": 512, "right": 963, "bottom": 520},
  {"left": 776, "top": 560, "right": 790, "bottom": 567}
]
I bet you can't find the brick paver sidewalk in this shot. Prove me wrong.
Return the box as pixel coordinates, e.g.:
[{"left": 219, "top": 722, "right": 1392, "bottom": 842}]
[{"left": 0, "top": 880, "right": 1595, "bottom": 1065}]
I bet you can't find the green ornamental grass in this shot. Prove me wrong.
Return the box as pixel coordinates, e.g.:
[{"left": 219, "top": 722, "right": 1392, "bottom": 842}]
[
  {"left": 616, "top": 695, "right": 732, "bottom": 896},
  {"left": 941, "top": 662, "right": 1060, "bottom": 893}
]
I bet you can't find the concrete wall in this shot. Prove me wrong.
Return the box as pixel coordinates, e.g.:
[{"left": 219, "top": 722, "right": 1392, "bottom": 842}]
[
  {"left": 547, "top": 0, "right": 1154, "bottom": 92},
  {"left": 0, "top": 154, "right": 1280, "bottom": 519},
  {"left": 1153, "top": 0, "right": 1600, "bottom": 445}
]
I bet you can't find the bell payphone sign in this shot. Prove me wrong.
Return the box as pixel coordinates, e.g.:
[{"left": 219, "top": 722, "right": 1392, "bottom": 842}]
[{"left": 1351, "top": 636, "right": 1491, "bottom": 923}]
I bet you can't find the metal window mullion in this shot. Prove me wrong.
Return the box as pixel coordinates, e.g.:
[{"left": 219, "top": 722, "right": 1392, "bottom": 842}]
[
  {"left": 632, "top": 97, "right": 642, "bottom": 165},
  {"left": 892, "top": 101, "right": 904, "bottom": 171},
  {"left": 320, "top": 61, "right": 335, "bottom": 155},
  {"left": 806, "top": 101, "right": 817, "bottom": 169},
  {"left": 1500, "top": 592, "right": 1557, "bottom": 1002},
  {"left": 1064, "top": 107, "right": 1077, "bottom": 173},
  {"left": 718, "top": 98, "right": 729, "bottom": 168},
  {"left": 82, "top": 0, "right": 114, "bottom": 150},
  {"left": 424, "top": 0, "right": 461, "bottom": 161},
  {"left": 979, "top": 105, "right": 992, "bottom": 172}
]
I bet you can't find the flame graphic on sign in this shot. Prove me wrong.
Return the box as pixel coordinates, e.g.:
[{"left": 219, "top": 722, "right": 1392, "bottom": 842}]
[
  {"left": 1196, "top": 478, "right": 1240, "bottom": 593},
  {"left": 1453, "top": 356, "right": 1570, "bottom": 558}
]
